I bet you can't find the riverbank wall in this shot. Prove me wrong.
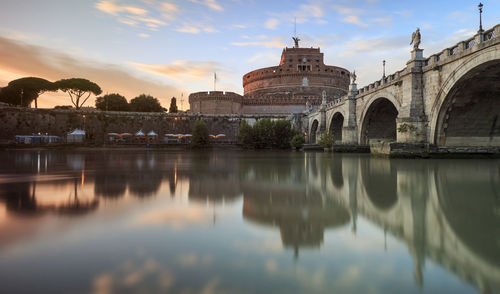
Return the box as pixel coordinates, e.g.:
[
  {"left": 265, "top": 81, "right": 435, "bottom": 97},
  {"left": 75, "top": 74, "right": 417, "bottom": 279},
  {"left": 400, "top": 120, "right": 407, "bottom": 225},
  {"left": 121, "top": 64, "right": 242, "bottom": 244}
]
[{"left": 0, "top": 107, "right": 293, "bottom": 144}]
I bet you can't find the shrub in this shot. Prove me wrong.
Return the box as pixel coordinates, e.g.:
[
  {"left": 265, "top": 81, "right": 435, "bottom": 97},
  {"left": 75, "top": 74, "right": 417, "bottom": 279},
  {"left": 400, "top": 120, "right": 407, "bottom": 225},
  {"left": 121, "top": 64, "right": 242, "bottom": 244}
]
[
  {"left": 191, "top": 120, "right": 210, "bottom": 148},
  {"left": 318, "top": 130, "right": 334, "bottom": 148},
  {"left": 290, "top": 134, "right": 305, "bottom": 149},
  {"left": 237, "top": 120, "right": 254, "bottom": 148},
  {"left": 253, "top": 118, "right": 274, "bottom": 149},
  {"left": 272, "top": 120, "right": 294, "bottom": 149}
]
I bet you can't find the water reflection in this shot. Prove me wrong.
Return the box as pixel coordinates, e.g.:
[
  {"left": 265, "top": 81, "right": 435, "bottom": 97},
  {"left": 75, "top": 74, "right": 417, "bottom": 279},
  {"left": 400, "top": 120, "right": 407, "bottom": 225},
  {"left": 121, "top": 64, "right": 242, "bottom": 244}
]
[{"left": 0, "top": 150, "right": 499, "bottom": 294}]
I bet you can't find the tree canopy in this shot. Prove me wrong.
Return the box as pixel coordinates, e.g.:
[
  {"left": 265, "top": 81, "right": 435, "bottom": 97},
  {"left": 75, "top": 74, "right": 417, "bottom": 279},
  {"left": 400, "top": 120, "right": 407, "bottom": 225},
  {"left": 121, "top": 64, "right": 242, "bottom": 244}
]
[
  {"left": 54, "top": 78, "right": 102, "bottom": 109},
  {"left": 169, "top": 97, "right": 178, "bottom": 113},
  {"left": 191, "top": 120, "right": 210, "bottom": 148},
  {"left": 129, "top": 94, "right": 163, "bottom": 112},
  {"left": 8, "top": 77, "right": 57, "bottom": 108},
  {"left": 237, "top": 119, "right": 296, "bottom": 149},
  {"left": 95, "top": 93, "right": 129, "bottom": 111}
]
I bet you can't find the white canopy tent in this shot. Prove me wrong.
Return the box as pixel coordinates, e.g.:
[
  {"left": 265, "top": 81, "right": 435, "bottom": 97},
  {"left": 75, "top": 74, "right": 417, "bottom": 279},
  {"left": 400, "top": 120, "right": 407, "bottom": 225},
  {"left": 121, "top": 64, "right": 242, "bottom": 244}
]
[{"left": 67, "top": 129, "right": 85, "bottom": 143}]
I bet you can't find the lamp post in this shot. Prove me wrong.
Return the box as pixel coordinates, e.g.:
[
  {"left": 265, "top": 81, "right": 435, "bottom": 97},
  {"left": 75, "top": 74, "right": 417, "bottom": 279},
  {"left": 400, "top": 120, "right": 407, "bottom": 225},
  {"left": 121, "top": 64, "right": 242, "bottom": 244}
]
[
  {"left": 478, "top": 2, "right": 484, "bottom": 33},
  {"left": 383, "top": 60, "right": 386, "bottom": 79}
]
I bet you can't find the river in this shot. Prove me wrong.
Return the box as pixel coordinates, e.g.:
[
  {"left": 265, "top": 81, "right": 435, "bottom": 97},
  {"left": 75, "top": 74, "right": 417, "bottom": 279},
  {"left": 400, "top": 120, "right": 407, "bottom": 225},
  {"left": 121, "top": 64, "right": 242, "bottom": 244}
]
[{"left": 0, "top": 149, "right": 498, "bottom": 294}]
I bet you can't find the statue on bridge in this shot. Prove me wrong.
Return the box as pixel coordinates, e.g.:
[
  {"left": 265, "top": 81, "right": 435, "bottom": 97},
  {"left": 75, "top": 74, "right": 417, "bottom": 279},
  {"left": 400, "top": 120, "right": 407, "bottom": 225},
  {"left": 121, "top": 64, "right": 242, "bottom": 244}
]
[
  {"left": 410, "top": 28, "right": 421, "bottom": 50},
  {"left": 351, "top": 70, "right": 357, "bottom": 84}
]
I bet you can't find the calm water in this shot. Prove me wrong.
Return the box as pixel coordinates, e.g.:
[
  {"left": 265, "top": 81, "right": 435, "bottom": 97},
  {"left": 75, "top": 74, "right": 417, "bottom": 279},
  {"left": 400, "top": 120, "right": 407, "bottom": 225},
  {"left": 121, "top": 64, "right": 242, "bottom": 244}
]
[{"left": 0, "top": 149, "right": 499, "bottom": 294}]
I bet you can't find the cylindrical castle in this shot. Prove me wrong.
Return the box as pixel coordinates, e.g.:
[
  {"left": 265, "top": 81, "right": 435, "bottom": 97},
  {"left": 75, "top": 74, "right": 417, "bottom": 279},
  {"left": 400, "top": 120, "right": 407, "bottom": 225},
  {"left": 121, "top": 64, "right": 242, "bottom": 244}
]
[
  {"left": 241, "top": 47, "right": 350, "bottom": 114},
  {"left": 189, "top": 43, "right": 350, "bottom": 114}
]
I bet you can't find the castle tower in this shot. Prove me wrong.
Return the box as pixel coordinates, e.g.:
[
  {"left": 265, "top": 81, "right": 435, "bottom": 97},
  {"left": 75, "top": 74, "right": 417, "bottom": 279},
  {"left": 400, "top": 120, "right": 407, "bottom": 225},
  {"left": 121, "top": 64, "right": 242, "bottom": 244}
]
[{"left": 241, "top": 40, "right": 350, "bottom": 114}]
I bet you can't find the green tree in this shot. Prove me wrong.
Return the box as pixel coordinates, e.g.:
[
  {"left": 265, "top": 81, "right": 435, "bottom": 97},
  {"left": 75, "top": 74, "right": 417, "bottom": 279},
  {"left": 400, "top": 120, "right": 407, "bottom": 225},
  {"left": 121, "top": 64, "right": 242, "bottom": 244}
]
[
  {"left": 318, "top": 130, "right": 334, "bottom": 149},
  {"left": 253, "top": 118, "right": 274, "bottom": 149},
  {"left": 95, "top": 93, "right": 129, "bottom": 111},
  {"left": 129, "top": 94, "right": 164, "bottom": 112},
  {"left": 237, "top": 120, "right": 254, "bottom": 148},
  {"left": 191, "top": 120, "right": 210, "bottom": 148},
  {"left": 169, "top": 97, "right": 178, "bottom": 113},
  {"left": 290, "top": 134, "right": 305, "bottom": 149},
  {"left": 54, "top": 78, "right": 102, "bottom": 109},
  {"left": 8, "top": 77, "right": 57, "bottom": 108},
  {"left": 272, "top": 119, "right": 294, "bottom": 149}
]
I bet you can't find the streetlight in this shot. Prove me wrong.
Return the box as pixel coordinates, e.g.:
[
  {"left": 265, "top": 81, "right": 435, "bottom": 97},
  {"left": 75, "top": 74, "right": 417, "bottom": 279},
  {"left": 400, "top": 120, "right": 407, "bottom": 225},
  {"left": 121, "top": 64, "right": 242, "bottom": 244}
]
[
  {"left": 478, "top": 2, "right": 484, "bottom": 33},
  {"left": 383, "top": 60, "right": 386, "bottom": 79}
]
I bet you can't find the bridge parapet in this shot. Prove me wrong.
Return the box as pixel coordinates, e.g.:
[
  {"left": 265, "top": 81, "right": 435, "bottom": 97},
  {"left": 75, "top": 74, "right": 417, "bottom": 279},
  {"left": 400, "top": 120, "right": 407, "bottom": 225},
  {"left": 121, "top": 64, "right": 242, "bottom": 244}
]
[
  {"left": 357, "top": 70, "right": 404, "bottom": 96},
  {"left": 325, "top": 96, "right": 346, "bottom": 110},
  {"left": 424, "top": 24, "right": 500, "bottom": 68}
]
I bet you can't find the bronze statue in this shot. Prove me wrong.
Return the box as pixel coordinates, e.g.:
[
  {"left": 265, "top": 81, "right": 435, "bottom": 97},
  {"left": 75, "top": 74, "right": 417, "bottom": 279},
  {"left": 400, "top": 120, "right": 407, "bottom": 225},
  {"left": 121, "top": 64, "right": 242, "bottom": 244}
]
[
  {"left": 410, "top": 28, "right": 421, "bottom": 50},
  {"left": 292, "top": 36, "right": 300, "bottom": 48}
]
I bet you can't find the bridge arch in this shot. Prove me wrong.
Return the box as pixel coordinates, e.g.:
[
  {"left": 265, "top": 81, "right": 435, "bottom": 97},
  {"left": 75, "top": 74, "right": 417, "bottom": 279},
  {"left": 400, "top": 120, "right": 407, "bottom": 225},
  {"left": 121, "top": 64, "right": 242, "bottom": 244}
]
[
  {"left": 431, "top": 47, "right": 500, "bottom": 146},
  {"left": 359, "top": 97, "right": 399, "bottom": 145},
  {"left": 328, "top": 112, "right": 344, "bottom": 143},
  {"left": 310, "top": 119, "right": 319, "bottom": 144}
]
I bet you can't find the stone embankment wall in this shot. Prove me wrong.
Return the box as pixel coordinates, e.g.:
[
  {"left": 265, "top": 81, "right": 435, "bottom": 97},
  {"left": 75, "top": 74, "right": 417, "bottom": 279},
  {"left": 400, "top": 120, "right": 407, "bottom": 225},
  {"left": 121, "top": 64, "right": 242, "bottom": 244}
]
[{"left": 0, "top": 107, "right": 290, "bottom": 144}]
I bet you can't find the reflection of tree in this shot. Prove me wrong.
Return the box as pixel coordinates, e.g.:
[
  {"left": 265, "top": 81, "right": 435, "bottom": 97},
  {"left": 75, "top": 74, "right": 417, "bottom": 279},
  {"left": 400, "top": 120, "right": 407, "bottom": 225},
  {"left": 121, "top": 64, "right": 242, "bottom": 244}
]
[
  {"left": 128, "top": 171, "right": 163, "bottom": 198},
  {"left": 0, "top": 180, "right": 98, "bottom": 216},
  {"left": 188, "top": 151, "right": 241, "bottom": 203},
  {"left": 0, "top": 183, "right": 37, "bottom": 214}
]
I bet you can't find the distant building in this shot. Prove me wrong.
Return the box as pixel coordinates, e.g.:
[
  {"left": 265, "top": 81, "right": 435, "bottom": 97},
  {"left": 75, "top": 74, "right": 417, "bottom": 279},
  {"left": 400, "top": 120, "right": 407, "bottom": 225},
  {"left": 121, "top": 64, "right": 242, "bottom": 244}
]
[{"left": 189, "top": 40, "right": 350, "bottom": 114}]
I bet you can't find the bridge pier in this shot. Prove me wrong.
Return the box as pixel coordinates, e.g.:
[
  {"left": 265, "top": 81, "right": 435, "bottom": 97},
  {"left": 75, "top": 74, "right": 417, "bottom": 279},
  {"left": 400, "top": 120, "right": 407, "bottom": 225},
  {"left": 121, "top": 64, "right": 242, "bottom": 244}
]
[{"left": 342, "top": 83, "right": 359, "bottom": 144}]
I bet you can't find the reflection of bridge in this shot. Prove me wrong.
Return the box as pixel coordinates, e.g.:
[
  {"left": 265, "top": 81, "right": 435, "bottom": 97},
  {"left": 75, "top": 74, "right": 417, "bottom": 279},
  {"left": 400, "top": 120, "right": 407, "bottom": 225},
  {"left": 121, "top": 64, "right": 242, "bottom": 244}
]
[
  {"left": 303, "top": 153, "right": 500, "bottom": 294},
  {"left": 307, "top": 25, "right": 500, "bottom": 151}
]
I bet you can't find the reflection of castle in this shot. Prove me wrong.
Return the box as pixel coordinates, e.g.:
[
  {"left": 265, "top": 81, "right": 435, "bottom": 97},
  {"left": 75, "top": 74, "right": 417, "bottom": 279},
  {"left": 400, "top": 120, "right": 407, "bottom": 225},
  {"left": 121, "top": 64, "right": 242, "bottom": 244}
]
[
  {"left": 242, "top": 187, "right": 350, "bottom": 257},
  {"left": 189, "top": 40, "right": 350, "bottom": 114}
]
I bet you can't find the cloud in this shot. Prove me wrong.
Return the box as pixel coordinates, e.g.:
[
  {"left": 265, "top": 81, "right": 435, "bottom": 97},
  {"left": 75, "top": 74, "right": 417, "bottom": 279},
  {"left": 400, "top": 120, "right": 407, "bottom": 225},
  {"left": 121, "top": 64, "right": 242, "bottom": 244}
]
[
  {"left": 332, "top": 5, "right": 364, "bottom": 16},
  {"left": 265, "top": 18, "right": 280, "bottom": 30},
  {"left": 161, "top": 2, "right": 179, "bottom": 12},
  {"left": 95, "top": 1, "right": 148, "bottom": 16},
  {"left": 0, "top": 37, "right": 182, "bottom": 108},
  {"left": 95, "top": 0, "right": 172, "bottom": 31},
  {"left": 176, "top": 25, "right": 201, "bottom": 34},
  {"left": 137, "top": 33, "right": 150, "bottom": 38},
  {"left": 341, "top": 15, "right": 367, "bottom": 27},
  {"left": 269, "top": 2, "right": 326, "bottom": 24},
  {"left": 189, "top": 0, "right": 223, "bottom": 11},
  {"left": 344, "top": 36, "right": 408, "bottom": 53},
  {"left": 231, "top": 35, "right": 285, "bottom": 48},
  {"left": 175, "top": 24, "right": 218, "bottom": 34}
]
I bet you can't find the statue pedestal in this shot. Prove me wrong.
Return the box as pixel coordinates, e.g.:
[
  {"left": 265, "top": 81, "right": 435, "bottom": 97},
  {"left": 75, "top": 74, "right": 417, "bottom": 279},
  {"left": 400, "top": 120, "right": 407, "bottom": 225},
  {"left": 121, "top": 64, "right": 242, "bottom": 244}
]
[
  {"left": 407, "top": 49, "right": 425, "bottom": 68},
  {"left": 349, "top": 83, "right": 357, "bottom": 93}
]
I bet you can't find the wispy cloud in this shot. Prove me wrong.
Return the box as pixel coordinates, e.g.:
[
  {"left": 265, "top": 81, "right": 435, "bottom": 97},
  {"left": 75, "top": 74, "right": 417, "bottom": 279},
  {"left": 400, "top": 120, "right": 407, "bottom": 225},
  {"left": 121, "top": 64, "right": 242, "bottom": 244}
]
[
  {"left": 95, "top": 0, "right": 175, "bottom": 31},
  {"left": 129, "top": 60, "right": 224, "bottom": 84},
  {"left": 267, "top": 1, "right": 326, "bottom": 25},
  {"left": 265, "top": 18, "right": 279, "bottom": 30},
  {"left": 231, "top": 35, "right": 285, "bottom": 48},
  {"left": 175, "top": 24, "right": 218, "bottom": 34},
  {"left": 95, "top": 0, "right": 148, "bottom": 16},
  {"left": 342, "top": 15, "right": 367, "bottom": 27},
  {"left": 189, "top": 0, "right": 223, "bottom": 12}
]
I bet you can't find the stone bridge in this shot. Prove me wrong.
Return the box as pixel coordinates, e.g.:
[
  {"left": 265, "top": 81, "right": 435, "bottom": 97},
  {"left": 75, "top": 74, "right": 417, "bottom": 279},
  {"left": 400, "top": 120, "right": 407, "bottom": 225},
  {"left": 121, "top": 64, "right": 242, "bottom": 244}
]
[{"left": 306, "top": 24, "right": 500, "bottom": 150}]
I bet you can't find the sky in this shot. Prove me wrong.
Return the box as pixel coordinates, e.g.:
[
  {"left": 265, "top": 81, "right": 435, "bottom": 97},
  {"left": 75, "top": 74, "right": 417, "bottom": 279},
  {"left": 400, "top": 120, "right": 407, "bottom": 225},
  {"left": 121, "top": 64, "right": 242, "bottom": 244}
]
[{"left": 1, "top": 0, "right": 499, "bottom": 109}]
